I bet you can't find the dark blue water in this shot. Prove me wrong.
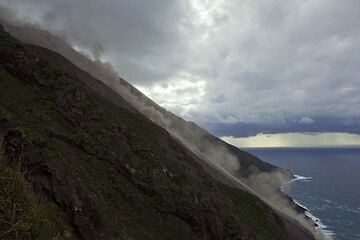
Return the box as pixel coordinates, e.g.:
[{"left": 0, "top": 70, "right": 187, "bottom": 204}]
[{"left": 245, "top": 148, "right": 360, "bottom": 240}]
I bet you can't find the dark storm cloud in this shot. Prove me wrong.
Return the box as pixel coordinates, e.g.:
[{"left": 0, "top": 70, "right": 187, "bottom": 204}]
[
  {"left": 206, "top": 117, "right": 360, "bottom": 138},
  {"left": 1, "top": 0, "right": 360, "bottom": 137},
  {"left": 1, "top": 0, "right": 190, "bottom": 85}
]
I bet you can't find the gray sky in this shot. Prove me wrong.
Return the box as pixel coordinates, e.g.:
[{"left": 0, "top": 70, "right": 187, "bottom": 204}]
[{"left": 2, "top": 0, "right": 360, "bottom": 138}]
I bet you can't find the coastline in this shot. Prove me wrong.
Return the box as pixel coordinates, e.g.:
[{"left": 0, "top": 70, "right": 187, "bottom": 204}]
[{"left": 283, "top": 175, "right": 336, "bottom": 240}]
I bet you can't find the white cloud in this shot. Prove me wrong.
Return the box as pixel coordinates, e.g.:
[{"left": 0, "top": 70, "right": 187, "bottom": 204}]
[
  {"left": 136, "top": 72, "right": 207, "bottom": 118},
  {"left": 299, "top": 117, "right": 315, "bottom": 124}
]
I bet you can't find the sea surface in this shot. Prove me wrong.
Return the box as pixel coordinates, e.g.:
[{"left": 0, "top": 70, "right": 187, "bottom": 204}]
[{"left": 245, "top": 147, "right": 360, "bottom": 240}]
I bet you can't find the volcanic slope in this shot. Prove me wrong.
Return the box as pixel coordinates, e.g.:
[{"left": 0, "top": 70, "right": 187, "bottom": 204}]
[{"left": 0, "top": 24, "right": 315, "bottom": 240}]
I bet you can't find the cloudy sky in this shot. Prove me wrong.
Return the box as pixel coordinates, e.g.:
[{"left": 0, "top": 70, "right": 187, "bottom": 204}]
[{"left": 1, "top": 0, "right": 360, "bottom": 146}]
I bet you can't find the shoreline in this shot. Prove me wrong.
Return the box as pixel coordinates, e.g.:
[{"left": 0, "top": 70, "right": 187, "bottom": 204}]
[{"left": 283, "top": 175, "right": 336, "bottom": 240}]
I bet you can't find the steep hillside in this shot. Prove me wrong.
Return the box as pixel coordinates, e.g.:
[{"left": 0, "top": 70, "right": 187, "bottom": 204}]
[
  {"left": 2, "top": 23, "right": 282, "bottom": 180},
  {"left": 0, "top": 23, "right": 316, "bottom": 240},
  {"left": 16, "top": 24, "right": 313, "bottom": 230}
]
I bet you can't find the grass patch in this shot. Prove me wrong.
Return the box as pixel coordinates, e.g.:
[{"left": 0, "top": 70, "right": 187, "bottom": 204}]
[{"left": 0, "top": 151, "right": 73, "bottom": 240}]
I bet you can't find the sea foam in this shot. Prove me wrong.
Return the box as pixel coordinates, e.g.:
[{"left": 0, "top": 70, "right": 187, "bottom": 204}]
[
  {"left": 285, "top": 175, "right": 336, "bottom": 240},
  {"left": 293, "top": 174, "right": 312, "bottom": 181},
  {"left": 304, "top": 210, "right": 336, "bottom": 240}
]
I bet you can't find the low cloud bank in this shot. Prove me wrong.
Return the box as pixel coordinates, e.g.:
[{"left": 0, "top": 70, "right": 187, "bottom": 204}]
[{"left": 222, "top": 132, "right": 360, "bottom": 148}]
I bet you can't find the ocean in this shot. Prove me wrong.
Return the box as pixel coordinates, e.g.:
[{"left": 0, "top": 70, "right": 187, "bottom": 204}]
[{"left": 245, "top": 148, "right": 360, "bottom": 240}]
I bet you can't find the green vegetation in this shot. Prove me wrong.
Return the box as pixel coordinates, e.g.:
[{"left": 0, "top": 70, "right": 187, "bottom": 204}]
[{"left": 0, "top": 151, "right": 72, "bottom": 240}]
